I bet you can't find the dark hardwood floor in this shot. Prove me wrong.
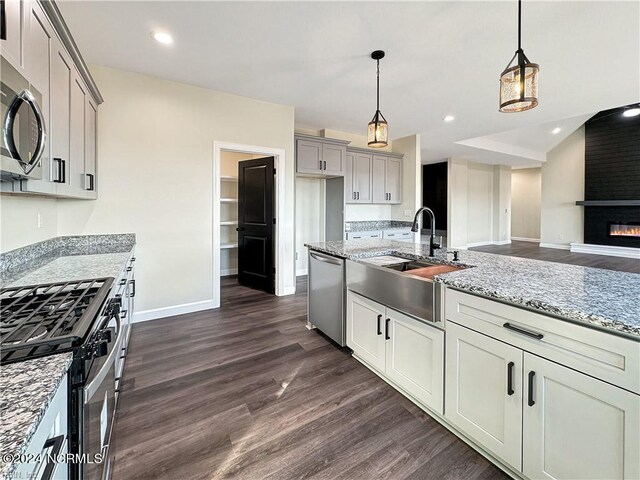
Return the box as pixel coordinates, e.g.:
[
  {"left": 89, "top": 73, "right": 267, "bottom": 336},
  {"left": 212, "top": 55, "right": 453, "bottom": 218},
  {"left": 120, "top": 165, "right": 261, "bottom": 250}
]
[
  {"left": 111, "top": 277, "right": 509, "bottom": 480},
  {"left": 470, "top": 241, "right": 639, "bottom": 273}
]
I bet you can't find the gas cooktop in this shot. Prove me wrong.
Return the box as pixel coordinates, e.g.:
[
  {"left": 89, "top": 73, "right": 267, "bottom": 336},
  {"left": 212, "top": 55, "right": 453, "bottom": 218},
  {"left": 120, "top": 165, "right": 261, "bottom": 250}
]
[{"left": 0, "top": 278, "right": 114, "bottom": 364}]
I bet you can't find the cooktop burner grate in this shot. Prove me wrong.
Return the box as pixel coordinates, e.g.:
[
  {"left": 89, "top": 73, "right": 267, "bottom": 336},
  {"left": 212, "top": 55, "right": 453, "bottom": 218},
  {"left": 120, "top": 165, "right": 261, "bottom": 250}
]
[{"left": 0, "top": 277, "right": 114, "bottom": 364}]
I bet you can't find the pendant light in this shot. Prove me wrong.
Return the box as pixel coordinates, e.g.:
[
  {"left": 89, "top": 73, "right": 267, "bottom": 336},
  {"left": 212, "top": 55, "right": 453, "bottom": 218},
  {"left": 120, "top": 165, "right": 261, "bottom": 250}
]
[
  {"left": 499, "top": 0, "right": 539, "bottom": 112},
  {"left": 367, "top": 50, "right": 388, "bottom": 148}
]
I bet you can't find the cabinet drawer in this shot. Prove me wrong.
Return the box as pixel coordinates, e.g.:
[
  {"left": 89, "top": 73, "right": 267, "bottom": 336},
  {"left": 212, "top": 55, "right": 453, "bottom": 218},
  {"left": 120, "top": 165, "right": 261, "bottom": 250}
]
[
  {"left": 346, "top": 230, "right": 382, "bottom": 240},
  {"left": 445, "top": 288, "right": 640, "bottom": 394},
  {"left": 383, "top": 229, "right": 412, "bottom": 241}
]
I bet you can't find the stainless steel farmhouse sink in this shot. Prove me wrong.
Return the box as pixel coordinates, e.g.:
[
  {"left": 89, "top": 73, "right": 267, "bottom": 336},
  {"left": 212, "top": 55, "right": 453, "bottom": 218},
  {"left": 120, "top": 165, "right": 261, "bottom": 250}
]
[{"left": 346, "top": 256, "right": 466, "bottom": 325}]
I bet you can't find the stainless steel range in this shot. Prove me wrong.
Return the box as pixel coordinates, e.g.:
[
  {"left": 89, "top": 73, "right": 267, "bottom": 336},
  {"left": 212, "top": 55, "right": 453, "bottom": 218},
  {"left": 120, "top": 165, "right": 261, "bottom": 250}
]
[{"left": 1, "top": 278, "right": 124, "bottom": 480}]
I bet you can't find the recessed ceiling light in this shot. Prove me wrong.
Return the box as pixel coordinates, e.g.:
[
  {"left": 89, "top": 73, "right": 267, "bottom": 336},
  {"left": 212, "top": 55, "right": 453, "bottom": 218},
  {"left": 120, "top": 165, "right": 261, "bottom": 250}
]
[
  {"left": 152, "top": 31, "right": 173, "bottom": 45},
  {"left": 444, "top": 115, "right": 455, "bottom": 122},
  {"left": 551, "top": 127, "right": 561, "bottom": 135},
  {"left": 622, "top": 107, "right": 640, "bottom": 118}
]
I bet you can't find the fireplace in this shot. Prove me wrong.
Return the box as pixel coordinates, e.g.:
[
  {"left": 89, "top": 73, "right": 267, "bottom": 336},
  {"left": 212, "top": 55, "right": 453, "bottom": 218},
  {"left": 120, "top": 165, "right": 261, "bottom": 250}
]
[{"left": 609, "top": 222, "right": 640, "bottom": 238}]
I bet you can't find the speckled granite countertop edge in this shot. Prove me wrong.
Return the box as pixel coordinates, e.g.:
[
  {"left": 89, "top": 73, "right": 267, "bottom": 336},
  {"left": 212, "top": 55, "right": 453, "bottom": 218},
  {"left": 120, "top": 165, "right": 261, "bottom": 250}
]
[{"left": 0, "top": 353, "right": 74, "bottom": 480}]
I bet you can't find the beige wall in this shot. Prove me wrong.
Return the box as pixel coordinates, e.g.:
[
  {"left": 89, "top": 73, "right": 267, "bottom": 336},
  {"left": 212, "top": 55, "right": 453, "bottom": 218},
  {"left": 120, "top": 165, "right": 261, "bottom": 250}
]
[
  {"left": 511, "top": 168, "right": 541, "bottom": 241},
  {"left": 540, "top": 127, "right": 585, "bottom": 247},
  {"left": 448, "top": 158, "right": 511, "bottom": 248},
  {"left": 0, "top": 195, "right": 58, "bottom": 252},
  {"left": 391, "top": 135, "right": 422, "bottom": 230},
  {"left": 2, "top": 65, "right": 296, "bottom": 315}
]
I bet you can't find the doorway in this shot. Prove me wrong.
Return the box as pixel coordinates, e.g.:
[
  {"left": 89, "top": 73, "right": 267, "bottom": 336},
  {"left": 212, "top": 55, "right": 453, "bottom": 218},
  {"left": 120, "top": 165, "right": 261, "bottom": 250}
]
[
  {"left": 213, "top": 142, "right": 287, "bottom": 308},
  {"left": 422, "top": 162, "right": 448, "bottom": 244}
]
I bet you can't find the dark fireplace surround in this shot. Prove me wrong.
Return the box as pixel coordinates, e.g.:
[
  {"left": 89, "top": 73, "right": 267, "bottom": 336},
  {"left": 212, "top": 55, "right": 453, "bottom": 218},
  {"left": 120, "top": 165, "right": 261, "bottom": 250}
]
[{"left": 580, "top": 105, "right": 640, "bottom": 249}]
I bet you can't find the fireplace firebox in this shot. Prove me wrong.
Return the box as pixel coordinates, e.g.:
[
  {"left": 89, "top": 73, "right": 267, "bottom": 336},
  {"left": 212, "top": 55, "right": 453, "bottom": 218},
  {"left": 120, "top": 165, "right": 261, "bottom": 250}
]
[{"left": 608, "top": 222, "right": 640, "bottom": 238}]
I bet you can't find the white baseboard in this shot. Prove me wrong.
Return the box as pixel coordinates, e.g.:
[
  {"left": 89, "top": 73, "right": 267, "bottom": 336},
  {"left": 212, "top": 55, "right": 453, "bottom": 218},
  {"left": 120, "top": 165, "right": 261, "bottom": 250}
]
[
  {"left": 296, "top": 268, "right": 308, "bottom": 277},
  {"left": 278, "top": 286, "right": 296, "bottom": 296},
  {"left": 466, "top": 240, "right": 511, "bottom": 248},
  {"left": 132, "top": 299, "right": 216, "bottom": 323},
  {"left": 539, "top": 242, "right": 571, "bottom": 250},
  {"left": 570, "top": 243, "right": 640, "bottom": 259},
  {"left": 221, "top": 268, "right": 238, "bottom": 276},
  {"left": 511, "top": 237, "right": 540, "bottom": 243}
]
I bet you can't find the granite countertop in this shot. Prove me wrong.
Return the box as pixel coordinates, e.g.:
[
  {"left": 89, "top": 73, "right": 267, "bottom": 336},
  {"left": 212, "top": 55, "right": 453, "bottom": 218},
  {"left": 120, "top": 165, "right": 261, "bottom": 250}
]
[
  {"left": 0, "top": 354, "right": 74, "bottom": 480},
  {"left": 1, "top": 234, "right": 136, "bottom": 288},
  {"left": 0, "top": 234, "right": 136, "bottom": 479},
  {"left": 305, "top": 239, "right": 640, "bottom": 339},
  {"left": 345, "top": 220, "right": 413, "bottom": 232}
]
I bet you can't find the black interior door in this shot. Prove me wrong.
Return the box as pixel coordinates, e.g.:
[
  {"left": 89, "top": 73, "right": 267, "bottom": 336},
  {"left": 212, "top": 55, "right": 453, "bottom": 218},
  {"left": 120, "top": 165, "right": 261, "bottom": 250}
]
[{"left": 237, "top": 157, "right": 275, "bottom": 293}]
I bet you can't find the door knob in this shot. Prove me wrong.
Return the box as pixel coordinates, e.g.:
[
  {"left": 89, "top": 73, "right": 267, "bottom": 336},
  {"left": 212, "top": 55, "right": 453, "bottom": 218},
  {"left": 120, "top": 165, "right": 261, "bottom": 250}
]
[{"left": 236, "top": 227, "right": 245, "bottom": 231}]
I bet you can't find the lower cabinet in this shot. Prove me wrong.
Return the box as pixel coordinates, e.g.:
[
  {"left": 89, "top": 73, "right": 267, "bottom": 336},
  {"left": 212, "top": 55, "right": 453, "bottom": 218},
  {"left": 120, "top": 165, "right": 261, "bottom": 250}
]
[
  {"left": 445, "top": 321, "right": 523, "bottom": 471},
  {"left": 347, "top": 290, "right": 444, "bottom": 414},
  {"left": 523, "top": 353, "right": 640, "bottom": 480},
  {"left": 446, "top": 320, "right": 640, "bottom": 480}
]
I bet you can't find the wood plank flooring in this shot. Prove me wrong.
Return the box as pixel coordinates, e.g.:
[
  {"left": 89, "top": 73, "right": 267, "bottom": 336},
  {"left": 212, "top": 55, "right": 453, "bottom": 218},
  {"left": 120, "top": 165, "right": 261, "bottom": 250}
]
[
  {"left": 470, "top": 241, "right": 639, "bottom": 273},
  {"left": 111, "top": 277, "right": 510, "bottom": 480}
]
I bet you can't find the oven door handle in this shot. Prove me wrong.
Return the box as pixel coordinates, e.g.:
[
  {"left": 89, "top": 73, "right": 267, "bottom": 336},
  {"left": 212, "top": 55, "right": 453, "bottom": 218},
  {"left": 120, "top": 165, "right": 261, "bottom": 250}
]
[
  {"left": 3, "top": 89, "right": 47, "bottom": 174},
  {"left": 84, "top": 313, "right": 122, "bottom": 401}
]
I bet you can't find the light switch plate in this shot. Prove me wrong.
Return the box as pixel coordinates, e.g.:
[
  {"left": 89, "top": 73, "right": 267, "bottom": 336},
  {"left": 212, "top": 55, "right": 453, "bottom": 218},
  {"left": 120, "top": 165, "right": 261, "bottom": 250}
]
[{"left": 404, "top": 210, "right": 412, "bottom": 217}]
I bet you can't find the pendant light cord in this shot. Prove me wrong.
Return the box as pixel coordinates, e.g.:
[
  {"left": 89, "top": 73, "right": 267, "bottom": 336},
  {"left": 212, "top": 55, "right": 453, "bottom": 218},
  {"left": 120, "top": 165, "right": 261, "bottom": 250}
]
[
  {"left": 376, "top": 59, "right": 380, "bottom": 112},
  {"left": 518, "top": 0, "right": 522, "bottom": 51}
]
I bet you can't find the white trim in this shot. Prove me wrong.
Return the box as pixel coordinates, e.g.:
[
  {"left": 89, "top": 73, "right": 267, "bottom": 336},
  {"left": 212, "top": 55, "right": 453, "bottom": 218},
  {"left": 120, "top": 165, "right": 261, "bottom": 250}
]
[
  {"left": 213, "top": 141, "right": 289, "bottom": 309},
  {"left": 221, "top": 268, "right": 238, "bottom": 276},
  {"left": 494, "top": 240, "right": 511, "bottom": 246},
  {"left": 132, "top": 299, "right": 216, "bottom": 324},
  {"left": 296, "top": 268, "right": 308, "bottom": 277},
  {"left": 570, "top": 243, "right": 640, "bottom": 259},
  {"left": 539, "top": 242, "right": 571, "bottom": 250},
  {"left": 466, "top": 241, "right": 495, "bottom": 248},
  {"left": 511, "top": 237, "right": 540, "bottom": 243}
]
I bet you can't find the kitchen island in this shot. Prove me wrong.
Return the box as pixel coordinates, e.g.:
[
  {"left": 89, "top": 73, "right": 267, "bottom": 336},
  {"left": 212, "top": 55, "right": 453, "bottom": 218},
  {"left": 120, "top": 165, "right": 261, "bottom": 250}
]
[{"left": 306, "top": 239, "right": 640, "bottom": 480}]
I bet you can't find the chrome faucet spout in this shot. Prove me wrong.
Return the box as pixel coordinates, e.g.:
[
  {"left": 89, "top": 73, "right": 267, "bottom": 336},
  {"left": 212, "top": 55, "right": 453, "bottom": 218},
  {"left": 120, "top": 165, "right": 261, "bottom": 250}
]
[{"left": 411, "top": 207, "right": 440, "bottom": 256}]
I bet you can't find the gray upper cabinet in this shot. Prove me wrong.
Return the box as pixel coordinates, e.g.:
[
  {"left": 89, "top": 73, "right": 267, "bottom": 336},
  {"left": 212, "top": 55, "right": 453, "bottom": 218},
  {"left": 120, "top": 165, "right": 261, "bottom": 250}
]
[
  {"left": 385, "top": 157, "right": 402, "bottom": 204},
  {"left": 346, "top": 147, "right": 403, "bottom": 205},
  {"left": 345, "top": 151, "right": 374, "bottom": 204},
  {"left": 295, "top": 134, "right": 348, "bottom": 177},
  {"left": 1, "top": 0, "right": 103, "bottom": 199}
]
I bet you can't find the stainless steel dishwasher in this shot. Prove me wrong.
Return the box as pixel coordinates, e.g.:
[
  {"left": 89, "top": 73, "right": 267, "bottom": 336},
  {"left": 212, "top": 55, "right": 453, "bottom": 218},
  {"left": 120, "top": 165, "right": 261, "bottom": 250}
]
[{"left": 308, "top": 250, "right": 346, "bottom": 346}]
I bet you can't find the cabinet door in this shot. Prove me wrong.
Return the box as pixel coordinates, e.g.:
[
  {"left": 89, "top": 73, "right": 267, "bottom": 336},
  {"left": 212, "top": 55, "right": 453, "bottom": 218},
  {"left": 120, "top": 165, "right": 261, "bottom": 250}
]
[
  {"left": 445, "top": 322, "right": 523, "bottom": 472},
  {"left": 0, "top": 0, "right": 25, "bottom": 71},
  {"left": 353, "top": 153, "right": 372, "bottom": 203},
  {"left": 322, "top": 143, "right": 345, "bottom": 176},
  {"left": 84, "top": 97, "right": 97, "bottom": 196},
  {"left": 371, "top": 155, "right": 387, "bottom": 203},
  {"left": 70, "top": 75, "right": 85, "bottom": 192},
  {"left": 386, "top": 157, "right": 402, "bottom": 204},
  {"left": 523, "top": 353, "right": 640, "bottom": 480},
  {"left": 345, "top": 152, "right": 355, "bottom": 203},
  {"left": 385, "top": 309, "right": 444, "bottom": 414},
  {"left": 50, "top": 41, "right": 71, "bottom": 188},
  {"left": 346, "top": 291, "right": 386, "bottom": 372},
  {"left": 296, "top": 139, "right": 322, "bottom": 174}
]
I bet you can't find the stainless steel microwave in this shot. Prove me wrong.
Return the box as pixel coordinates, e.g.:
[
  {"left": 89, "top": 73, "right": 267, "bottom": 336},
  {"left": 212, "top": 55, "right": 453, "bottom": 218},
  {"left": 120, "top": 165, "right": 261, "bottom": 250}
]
[{"left": 1, "top": 56, "right": 46, "bottom": 181}]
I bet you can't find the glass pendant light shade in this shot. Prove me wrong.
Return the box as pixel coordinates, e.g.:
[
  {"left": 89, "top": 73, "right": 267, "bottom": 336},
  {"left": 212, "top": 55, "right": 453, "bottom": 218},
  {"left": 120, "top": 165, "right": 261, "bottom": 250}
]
[
  {"left": 499, "top": 0, "right": 539, "bottom": 113},
  {"left": 368, "top": 111, "right": 388, "bottom": 148},
  {"left": 499, "top": 57, "right": 539, "bottom": 112}
]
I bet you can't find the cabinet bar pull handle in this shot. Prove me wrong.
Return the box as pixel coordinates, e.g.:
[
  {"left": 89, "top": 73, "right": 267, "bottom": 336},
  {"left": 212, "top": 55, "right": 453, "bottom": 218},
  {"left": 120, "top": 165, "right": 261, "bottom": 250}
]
[
  {"left": 377, "top": 314, "right": 382, "bottom": 335},
  {"left": 323, "top": 160, "right": 326, "bottom": 170},
  {"left": 507, "top": 361, "right": 515, "bottom": 396},
  {"left": 385, "top": 318, "right": 390, "bottom": 340},
  {"left": 129, "top": 279, "right": 136, "bottom": 297},
  {"left": 319, "top": 160, "right": 322, "bottom": 170},
  {"left": 503, "top": 322, "right": 544, "bottom": 340},
  {"left": 528, "top": 371, "right": 536, "bottom": 406}
]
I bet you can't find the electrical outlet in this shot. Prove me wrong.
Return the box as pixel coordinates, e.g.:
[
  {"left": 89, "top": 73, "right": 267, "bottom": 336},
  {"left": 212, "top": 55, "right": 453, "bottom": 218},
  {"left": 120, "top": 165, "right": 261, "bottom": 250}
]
[
  {"left": 403, "top": 209, "right": 412, "bottom": 217},
  {"left": 559, "top": 234, "right": 565, "bottom": 241},
  {"left": 295, "top": 252, "right": 299, "bottom": 261},
  {"left": 37, "top": 213, "right": 43, "bottom": 229}
]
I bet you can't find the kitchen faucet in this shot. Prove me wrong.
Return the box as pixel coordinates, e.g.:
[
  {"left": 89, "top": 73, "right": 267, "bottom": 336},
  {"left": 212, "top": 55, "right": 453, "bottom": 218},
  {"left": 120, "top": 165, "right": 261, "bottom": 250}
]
[{"left": 411, "top": 207, "right": 440, "bottom": 257}]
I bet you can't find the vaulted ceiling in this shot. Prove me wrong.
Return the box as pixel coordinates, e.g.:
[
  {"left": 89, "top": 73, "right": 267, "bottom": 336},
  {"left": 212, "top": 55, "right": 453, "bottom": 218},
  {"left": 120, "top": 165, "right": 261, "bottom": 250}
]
[{"left": 59, "top": 1, "right": 640, "bottom": 167}]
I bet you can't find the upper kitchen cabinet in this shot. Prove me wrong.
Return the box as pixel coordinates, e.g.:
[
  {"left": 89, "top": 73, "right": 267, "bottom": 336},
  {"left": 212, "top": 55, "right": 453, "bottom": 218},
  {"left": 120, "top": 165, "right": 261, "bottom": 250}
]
[
  {"left": 345, "top": 146, "right": 403, "bottom": 204},
  {"left": 1, "top": 0, "right": 103, "bottom": 199},
  {"left": 295, "top": 134, "right": 349, "bottom": 176},
  {"left": 0, "top": 0, "right": 26, "bottom": 72}
]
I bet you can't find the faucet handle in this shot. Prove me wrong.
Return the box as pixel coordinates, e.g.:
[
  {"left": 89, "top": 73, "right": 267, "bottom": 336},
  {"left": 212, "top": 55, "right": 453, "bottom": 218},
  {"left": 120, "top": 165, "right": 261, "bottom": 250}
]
[{"left": 447, "top": 250, "right": 460, "bottom": 261}]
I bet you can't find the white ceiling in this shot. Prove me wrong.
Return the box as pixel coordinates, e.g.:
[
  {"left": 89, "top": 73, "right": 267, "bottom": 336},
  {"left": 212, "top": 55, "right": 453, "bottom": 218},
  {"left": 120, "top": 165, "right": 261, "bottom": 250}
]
[{"left": 59, "top": 1, "right": 640, "bottom": 166}]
